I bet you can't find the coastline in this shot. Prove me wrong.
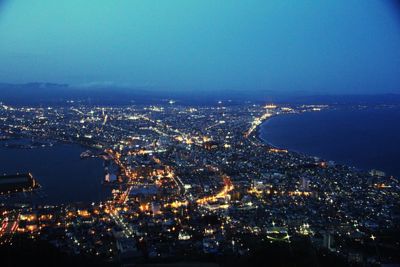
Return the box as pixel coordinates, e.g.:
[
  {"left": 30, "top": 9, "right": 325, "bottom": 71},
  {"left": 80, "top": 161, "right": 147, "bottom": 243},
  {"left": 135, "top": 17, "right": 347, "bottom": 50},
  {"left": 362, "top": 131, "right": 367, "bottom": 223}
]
[
  {"left": 255, "top": 109, "right": 400, "bottom": 178},
  {"left": 254, "top": 113, "right": 306, "bottom": 151},
  {"left": 254, "top": 114, "right": 325, "bottom": 160},
  {"left": 253, "top": 114, "right": 282, "bottom": 149}
]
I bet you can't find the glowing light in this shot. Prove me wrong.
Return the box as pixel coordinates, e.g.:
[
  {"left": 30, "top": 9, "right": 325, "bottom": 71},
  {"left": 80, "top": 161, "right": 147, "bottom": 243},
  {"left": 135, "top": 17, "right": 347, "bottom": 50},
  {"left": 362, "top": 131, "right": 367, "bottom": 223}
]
[{"left": 264, "top": 104, "right": 277, "bottom": 109}]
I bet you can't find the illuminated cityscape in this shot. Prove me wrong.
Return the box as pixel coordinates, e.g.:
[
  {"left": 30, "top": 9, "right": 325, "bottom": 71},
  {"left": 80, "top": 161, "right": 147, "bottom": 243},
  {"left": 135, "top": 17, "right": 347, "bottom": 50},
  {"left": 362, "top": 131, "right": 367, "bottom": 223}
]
[
  {"left": 0, "top": 102, "right": 399, "bottom": 266},
  {"left": 1, "top": 1, "right": 400, "bottom": 266}
]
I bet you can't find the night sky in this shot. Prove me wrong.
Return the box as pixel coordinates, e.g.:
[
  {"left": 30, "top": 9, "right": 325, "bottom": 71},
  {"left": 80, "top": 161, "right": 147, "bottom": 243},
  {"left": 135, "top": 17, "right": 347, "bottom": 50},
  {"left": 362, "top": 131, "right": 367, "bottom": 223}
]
[{"left": 0, "top": 1, "right": 399, "bottom": 95}]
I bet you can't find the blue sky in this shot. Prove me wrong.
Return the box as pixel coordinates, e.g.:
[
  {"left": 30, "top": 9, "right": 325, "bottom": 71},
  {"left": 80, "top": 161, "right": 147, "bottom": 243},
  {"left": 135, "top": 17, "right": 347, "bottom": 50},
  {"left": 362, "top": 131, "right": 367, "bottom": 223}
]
[{"left": 0, "top": 0, "right": 399, "bottom": 95}]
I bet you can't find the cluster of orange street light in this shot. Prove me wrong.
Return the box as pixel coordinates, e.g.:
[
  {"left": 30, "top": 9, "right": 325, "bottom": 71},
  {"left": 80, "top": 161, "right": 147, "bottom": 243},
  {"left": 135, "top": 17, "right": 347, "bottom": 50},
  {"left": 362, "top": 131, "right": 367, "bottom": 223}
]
[{"left": 196, "top": 175, "right": 234, "bottom": 205}]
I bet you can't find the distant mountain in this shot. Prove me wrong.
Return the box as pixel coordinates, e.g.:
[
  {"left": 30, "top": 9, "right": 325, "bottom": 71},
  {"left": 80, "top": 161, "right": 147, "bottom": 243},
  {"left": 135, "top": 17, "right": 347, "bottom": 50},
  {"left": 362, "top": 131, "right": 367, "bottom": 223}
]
[
  {"left": 0, "top": 82, "right": 69, "bottom": 90},
  {"left": 1, "top": 82, "right": 400, "bottom": 106},
  {"left": 1, "top": 82, "right": 67, "bottom": 105},
  {"left": 0, "top": 82, "right": 165, "bottom": 105}
]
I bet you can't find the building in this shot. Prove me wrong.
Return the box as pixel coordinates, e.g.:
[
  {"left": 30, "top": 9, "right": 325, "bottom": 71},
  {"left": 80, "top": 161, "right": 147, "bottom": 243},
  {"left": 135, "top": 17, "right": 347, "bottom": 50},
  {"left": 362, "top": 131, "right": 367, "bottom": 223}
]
[
  {"left": 300, "top": 177, "right": 310, "bottom": 191},
  {"left": 369, "top": 169, "right": 386, "bottom": 177}
]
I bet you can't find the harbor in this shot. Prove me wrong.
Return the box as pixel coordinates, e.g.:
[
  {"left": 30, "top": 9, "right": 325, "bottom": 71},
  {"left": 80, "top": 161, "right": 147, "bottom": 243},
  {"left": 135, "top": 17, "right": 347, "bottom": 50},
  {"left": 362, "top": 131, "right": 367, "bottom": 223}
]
[{"left": 0, "top": 139, "right": 106, "bottom": 204}]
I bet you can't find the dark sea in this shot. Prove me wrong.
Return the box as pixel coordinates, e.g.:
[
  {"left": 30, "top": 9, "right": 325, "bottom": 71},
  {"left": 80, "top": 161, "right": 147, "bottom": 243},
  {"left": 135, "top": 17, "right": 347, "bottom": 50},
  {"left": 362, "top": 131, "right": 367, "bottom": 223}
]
[
  {"left": 0, "top": 141, "right": 105, "bottom": 204},
  {"left": 259, "top": 107, "right": 400, "bottom": 178}
]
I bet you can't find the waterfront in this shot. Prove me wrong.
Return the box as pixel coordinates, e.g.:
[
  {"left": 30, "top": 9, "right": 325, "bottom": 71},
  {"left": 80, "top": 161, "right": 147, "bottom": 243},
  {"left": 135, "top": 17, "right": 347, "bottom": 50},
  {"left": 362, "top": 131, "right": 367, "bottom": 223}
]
[
  {"left": 259, "top": 107, "right": 400, "bottom": 177},
  {"left": 0, "top": 140, "right": 105, "bottom": 204}
]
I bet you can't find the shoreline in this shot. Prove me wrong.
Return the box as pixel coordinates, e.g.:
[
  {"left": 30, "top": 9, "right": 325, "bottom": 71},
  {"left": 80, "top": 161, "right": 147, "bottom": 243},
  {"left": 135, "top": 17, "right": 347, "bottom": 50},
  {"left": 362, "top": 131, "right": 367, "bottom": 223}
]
[
  {"left": 254, "top": 110, "right": 398, "bottom": 178},
  {"left": 253, "top": 114, "right": 284, "bottom": 150}
]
